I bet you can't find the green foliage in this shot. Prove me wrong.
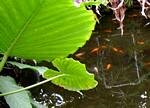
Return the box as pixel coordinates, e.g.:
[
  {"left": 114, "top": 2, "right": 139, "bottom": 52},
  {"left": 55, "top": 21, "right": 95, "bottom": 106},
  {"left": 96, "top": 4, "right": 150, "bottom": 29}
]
[
  {"left": 9, "top": 58, "right": 98, "bottom": 91},
  {"left": 44, "top": 58, "right": 98, "bottom": 91},
  {"left": 0, "top": 76, "right": 32, "bottom": 108},
  {"left": 0, "top": 0, "right": 95, "bottom": 62},
  {"left": 0, "top": 0, "right": 97, "bottom": 88},
  {"left": 125, "top": 0, "right": 133, "bottom": 7},
  {"left": 0, "top": 0, "right": 97, "bottom": 107}
]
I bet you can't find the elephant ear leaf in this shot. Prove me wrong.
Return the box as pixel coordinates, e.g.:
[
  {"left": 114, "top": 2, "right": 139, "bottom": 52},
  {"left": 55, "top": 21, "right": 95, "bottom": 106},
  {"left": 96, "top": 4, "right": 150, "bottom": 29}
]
[
  {"left": 0, "top": 0, "right": 95, "bottom": 61},
  {"left": 43, "top": 58, "right": 98, "bottom": 91}
]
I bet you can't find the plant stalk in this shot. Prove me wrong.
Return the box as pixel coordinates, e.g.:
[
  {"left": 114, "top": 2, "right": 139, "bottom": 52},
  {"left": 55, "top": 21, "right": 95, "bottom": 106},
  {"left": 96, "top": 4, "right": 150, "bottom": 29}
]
[
  {"left": 0, "top": 53, "right": 8, "bottom": 72},
  {"left": 0, "top": 74, "right": 65, "bottom": 96}
]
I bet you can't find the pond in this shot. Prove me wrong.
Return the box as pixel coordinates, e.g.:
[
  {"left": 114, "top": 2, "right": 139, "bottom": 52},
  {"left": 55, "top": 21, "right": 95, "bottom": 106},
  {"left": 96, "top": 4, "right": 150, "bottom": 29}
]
[
  {"left": 30, "top": 7, "right": 150, "bottom": 108},
  {"left": 1, "top": 6, "right": 150, "bottom": 108}
]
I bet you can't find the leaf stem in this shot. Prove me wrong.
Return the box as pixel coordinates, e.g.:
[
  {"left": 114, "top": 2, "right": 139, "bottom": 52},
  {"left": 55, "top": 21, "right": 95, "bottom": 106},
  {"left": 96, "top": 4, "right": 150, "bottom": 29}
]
[
  {"left": 0, "top": 53, "right": 8, "bottom": 72},
  {"left": 0, "top": 74, "right": 65, "bottom": 96}
]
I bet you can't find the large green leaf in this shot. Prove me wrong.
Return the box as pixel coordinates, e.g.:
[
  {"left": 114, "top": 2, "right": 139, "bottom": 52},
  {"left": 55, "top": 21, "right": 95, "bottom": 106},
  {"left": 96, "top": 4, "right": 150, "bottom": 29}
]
[
  {"left": 0, "top": 76, "right": 32, "bottom": 108},
  {"left": 0, "top": 0, "right": 95, "bottom": 61},
  {"left": 43, "top": 58, "right": 98, "bottom": 91}
]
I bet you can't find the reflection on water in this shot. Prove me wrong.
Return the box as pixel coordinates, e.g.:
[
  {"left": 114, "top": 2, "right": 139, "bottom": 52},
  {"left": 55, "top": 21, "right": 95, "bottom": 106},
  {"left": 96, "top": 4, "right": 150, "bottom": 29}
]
[
  {"left": 31, "top": 8, "right": 150, "bottom": 108},
  {"left": 97, "top": 34, "right": 141, "bottom": 88}
]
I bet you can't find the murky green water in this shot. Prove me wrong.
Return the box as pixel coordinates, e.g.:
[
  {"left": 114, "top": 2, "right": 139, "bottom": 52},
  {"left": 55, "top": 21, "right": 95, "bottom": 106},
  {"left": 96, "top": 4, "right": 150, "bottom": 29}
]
[{"left": 30, "top": 8, "right": 150, "bottom": 108}]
